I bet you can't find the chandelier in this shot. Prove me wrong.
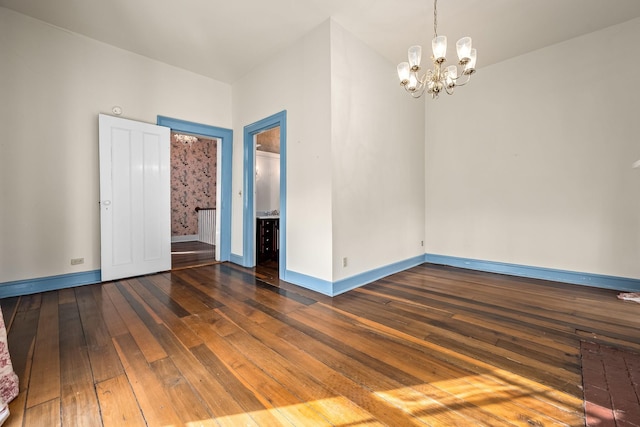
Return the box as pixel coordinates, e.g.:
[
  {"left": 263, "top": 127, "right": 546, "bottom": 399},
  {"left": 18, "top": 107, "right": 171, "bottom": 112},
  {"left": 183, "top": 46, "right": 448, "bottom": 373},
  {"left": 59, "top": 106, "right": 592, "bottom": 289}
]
[
  {"left": 174, "top": 133, "right": 199, "bottom": 146},
  {"left": 397, "top": 0, "right": 477, "bottom": 99}
]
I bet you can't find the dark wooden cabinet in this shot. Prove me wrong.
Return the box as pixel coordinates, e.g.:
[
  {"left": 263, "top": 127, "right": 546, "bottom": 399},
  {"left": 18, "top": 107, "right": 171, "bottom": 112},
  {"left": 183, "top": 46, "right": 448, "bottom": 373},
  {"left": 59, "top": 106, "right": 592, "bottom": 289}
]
[{"left": 256, "top": 218, "right": 279, "bottom": 263}]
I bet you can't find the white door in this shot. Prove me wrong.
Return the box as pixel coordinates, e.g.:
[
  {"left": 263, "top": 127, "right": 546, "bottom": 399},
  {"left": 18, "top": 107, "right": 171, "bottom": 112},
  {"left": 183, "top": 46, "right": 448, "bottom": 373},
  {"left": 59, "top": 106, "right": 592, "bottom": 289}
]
[{"left": 99, "top": 114, "right": 171, "bottom": 281}]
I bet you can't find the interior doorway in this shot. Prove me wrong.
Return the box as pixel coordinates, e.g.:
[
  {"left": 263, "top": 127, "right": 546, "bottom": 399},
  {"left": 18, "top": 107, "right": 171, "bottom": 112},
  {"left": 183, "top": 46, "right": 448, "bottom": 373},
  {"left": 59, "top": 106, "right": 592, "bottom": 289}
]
[
  {"left": 157, "top": 116, "right": 233, "bottom": 267},
  {"left": 169, "top": 131, "right": 219, "bottom": 269},
  {"left": 242, "top": 111, "right": 287, "bottom": 279},
  {"left": 255, "top": 127, "right": 281, "bottom": 273}
]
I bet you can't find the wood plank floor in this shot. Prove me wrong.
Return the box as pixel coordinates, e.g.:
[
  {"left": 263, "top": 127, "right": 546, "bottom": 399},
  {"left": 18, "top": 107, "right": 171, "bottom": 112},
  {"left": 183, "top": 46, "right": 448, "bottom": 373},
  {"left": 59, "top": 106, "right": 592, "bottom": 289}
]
[
  {"left": 171, "top": 241, "right": 218, "bottom": 270},
  {"left": 2, "top": 262, "right": 640, "bottom": 426}
]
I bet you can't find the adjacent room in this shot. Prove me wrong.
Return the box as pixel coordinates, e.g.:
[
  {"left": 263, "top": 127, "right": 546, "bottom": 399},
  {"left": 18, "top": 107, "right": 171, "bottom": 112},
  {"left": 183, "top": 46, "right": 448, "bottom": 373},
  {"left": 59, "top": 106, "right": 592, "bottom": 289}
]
[
  {"left": 170, "top": 131, "right": 219, "bottom": 270},
  {"left": 0, "top": 0, "right": 639, "bottom": 425}
]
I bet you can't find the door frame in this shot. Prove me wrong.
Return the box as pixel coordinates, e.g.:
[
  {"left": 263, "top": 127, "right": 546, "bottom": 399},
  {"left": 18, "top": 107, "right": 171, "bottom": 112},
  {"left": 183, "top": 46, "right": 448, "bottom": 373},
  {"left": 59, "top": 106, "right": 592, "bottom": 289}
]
[
  {"left": 242, "top": 111, "right": 287, "bottom": 278},
  {"left": 157, "top": 115, "right": 233, "bottom": 261}
]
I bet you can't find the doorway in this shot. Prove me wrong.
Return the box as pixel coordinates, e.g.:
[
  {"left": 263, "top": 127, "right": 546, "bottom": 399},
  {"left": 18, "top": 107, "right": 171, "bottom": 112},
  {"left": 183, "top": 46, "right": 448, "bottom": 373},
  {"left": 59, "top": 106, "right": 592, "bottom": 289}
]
[
  {"left": 255, "top": 127, "right": 280, "bottom": 274},
  {"left": 157, "top": 116, "right": 233, "bottom": 266},
  {"left": 169, "top": 132, "right": 218, "bottom": 269},
  {"left": 242, "top": 111, "right": 287, "bottom": 278}
]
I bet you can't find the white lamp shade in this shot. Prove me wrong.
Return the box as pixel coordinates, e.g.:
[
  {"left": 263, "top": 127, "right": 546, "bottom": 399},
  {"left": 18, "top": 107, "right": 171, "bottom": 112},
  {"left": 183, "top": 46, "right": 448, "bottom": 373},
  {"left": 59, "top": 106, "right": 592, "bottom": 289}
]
[
  {"left": 432, "top": 36, "right": 447, "bottom": 61},
  {"left": 446, "top": 65, "right": 457, "bottom": 80},
  {"left": 407, "top": 73, "right": 418, "bottom": 91},
  {"left": 445, "top": 65, "right": 456, "bottom": 87},
  {"left": 408, "top": 45, "right": 422, "bottom": 68},
  {"left": 397, "top": 62, "right": 410, "bottom": 82},
  {"left": 456, "top": 37, "right": 472, "bottom": 61},
  {"left": 466, "top": 48, "right": 477, "bottom": 70}
]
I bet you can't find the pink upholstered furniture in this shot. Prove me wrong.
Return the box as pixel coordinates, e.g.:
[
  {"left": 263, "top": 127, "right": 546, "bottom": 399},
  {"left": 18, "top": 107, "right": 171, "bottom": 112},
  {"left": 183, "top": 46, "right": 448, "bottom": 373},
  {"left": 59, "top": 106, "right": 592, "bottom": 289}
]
[{"left": 0, "top": 309, "right": 18, "bottom": 425}]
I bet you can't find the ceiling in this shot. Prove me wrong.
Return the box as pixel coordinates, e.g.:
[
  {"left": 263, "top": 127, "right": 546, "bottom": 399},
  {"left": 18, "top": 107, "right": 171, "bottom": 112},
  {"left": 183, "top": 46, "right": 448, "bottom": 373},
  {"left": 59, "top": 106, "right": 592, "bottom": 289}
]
[{"left": 3, "top": 0, "right": 640, "bottom": 84}]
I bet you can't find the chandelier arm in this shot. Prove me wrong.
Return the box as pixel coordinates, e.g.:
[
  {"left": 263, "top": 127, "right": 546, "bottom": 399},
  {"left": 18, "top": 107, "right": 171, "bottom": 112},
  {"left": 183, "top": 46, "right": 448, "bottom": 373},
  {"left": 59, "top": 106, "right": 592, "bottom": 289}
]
[
  {"left": 453, "top": 74, "right": 472, "bottom": 87},
  {"left": 403, "top": 76, "right": 427, "bottom": 97},
  {"left": 419, "top": 72, "right": 429, "bottom": 86},
  {"left": 406, "top": 79, "right": 427, "bottom": 97},
  {"left": 413, "top": 73, "right": 428, "bottom": 94}
]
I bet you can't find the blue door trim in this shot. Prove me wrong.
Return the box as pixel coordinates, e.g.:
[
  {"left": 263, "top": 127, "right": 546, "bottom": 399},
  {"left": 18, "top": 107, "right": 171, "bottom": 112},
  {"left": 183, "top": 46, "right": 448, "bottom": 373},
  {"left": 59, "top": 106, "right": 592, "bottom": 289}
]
[
  {"left": 242, "top": 111, "right": 287, "bottom": 278},
  {"left": 157, "top": 116, "right": 233, "bottom": 261}
]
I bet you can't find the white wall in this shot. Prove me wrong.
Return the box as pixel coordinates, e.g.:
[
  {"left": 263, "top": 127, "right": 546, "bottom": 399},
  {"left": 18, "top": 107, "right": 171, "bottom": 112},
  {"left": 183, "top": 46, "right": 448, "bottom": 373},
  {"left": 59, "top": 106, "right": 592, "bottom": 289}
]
[
  {"left": 233, "top": 19, "right": 425, "bottom": 286},
  {"left": 425, "top": 17, "right": 640, "bottom": 279},
  {"left": 329, "top": 21, "right": 425, "bottom": 281},
  {"left": 232, "top": 20, "right": 334, "bottom": 280},
  {"left": 0, "top": 7, "right": 232, "bottom": 283}
]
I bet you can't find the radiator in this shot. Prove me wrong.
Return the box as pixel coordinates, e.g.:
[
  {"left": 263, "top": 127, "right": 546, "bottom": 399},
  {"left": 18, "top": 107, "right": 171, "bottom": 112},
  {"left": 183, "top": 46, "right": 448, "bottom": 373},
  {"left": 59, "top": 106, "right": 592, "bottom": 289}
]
[{"left": 197, "top": 208, "right": 216, "bottom": 245}]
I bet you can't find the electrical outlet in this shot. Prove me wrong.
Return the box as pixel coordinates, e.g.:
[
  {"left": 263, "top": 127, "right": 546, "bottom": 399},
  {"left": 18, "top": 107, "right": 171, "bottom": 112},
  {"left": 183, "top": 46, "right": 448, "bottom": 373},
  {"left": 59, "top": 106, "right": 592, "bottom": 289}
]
[
  {"left": 342, "top": 257, "right": 348, "bottom": 267},
  {"left": 70, "top": 258, "right": 84, "bottom": 265}
]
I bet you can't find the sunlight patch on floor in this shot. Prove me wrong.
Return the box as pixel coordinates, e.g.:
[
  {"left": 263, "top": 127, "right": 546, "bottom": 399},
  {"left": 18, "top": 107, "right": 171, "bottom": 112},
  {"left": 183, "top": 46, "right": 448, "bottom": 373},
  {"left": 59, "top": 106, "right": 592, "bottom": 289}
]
[
  {"left": 374, "top": 373, "right": 584, "bottom": 425},
  {"left": 180, "top": 395, "right": 382, "bottom": 426}
]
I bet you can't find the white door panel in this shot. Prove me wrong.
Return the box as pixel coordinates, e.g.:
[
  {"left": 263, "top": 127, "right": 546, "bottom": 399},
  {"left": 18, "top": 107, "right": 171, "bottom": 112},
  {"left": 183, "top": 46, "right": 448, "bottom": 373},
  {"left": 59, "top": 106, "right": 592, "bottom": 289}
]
[{"left": 99, "top": 114, "right": 171, "bottom": 282}]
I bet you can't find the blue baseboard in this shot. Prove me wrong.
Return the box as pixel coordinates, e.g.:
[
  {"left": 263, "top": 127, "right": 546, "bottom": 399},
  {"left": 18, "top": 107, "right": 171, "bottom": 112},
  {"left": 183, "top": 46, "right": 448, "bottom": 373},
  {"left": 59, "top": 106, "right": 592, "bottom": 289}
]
[
  {"left": 283, "top": 255, "right": 426, "bottom": 297},
  {"left": 424, "top": 253, "right": 640, "bottom": 292},
  {"left": 282, "top": 270, "right": 333, "bottom": 296},
  {"left": 6, "top": 254, "right": 634, "bottom": 299},
  {"left": 332, "top": 255, "right": 426, "bottom": 296},
  {"left": 0, "top": 270, "right": 102, "bottom": 299}
]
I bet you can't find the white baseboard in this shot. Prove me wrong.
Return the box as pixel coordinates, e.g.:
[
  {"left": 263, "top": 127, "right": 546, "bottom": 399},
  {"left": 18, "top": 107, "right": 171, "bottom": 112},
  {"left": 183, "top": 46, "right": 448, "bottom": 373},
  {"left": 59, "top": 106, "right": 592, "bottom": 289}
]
[{"left": 171, "top": 235, "right": 198, "bottom": 243}]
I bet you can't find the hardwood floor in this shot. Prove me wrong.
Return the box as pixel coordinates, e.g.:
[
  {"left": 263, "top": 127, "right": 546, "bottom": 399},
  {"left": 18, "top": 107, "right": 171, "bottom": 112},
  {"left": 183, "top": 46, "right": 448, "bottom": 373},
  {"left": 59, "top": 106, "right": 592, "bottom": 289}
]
[
  {"left": 171, "top": 241, "right": 218, "bottom": 270},
  {"left": 2, "top": 262, "right": 639, "bottom": 426}
]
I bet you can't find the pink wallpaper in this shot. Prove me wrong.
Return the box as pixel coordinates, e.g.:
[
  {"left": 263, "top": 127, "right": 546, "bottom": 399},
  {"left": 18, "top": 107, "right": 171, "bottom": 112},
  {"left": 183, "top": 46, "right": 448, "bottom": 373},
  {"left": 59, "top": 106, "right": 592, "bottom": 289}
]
[{"left": 171, "top": 134, "right": 217, "bottom": 236}]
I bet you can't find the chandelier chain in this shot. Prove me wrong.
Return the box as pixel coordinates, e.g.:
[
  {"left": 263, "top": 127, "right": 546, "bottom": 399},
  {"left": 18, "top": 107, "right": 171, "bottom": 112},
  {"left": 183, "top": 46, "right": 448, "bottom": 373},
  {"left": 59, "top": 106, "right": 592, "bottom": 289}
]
[{"left": 433, "top": 0, "right": 438, "bottom": 38}]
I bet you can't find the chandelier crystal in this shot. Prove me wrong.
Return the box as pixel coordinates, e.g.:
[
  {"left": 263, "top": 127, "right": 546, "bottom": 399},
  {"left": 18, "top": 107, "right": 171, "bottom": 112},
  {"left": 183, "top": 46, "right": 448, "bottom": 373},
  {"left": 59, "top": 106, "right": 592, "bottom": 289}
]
[{"left": 397, "top": 0, "right": 477, "bottom": 99}]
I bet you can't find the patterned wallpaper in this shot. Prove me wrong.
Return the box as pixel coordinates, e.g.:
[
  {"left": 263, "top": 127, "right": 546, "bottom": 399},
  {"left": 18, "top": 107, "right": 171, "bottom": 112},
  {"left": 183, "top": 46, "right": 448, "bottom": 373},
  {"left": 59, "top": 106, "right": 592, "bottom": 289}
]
[{"left": 171, "top": 133, "right": 217, "bottom": 236}]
